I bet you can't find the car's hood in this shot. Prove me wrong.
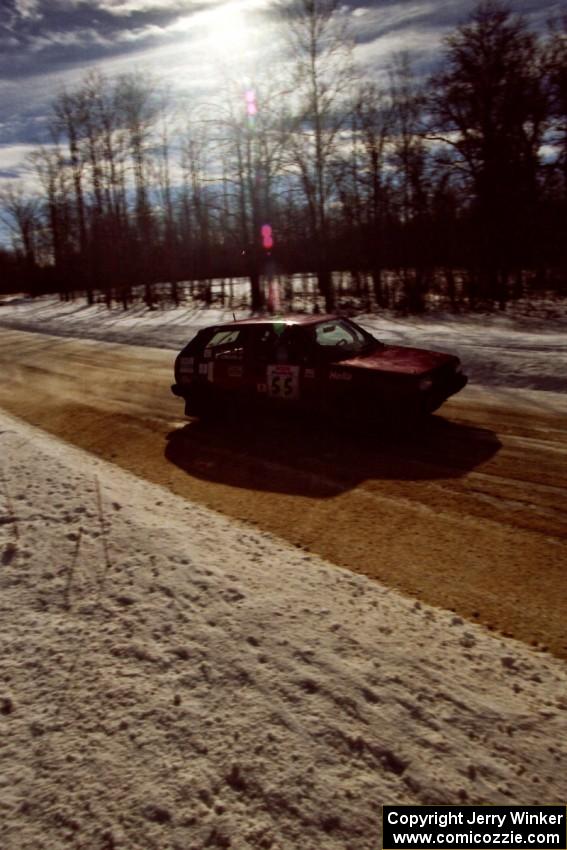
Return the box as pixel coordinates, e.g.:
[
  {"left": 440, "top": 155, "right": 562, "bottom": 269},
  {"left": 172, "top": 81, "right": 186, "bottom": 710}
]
[{"left": 338, "top": 344, "right": 458, "bottom": 376}]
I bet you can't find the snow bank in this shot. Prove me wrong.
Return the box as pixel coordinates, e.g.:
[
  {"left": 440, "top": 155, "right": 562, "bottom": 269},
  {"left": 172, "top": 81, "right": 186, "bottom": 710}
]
[
  {"left": 1, "top": 293, "right": 566, "bottom": 393},
  {"left": 1, "top": 411, "right": 566, "bottom": 850}
]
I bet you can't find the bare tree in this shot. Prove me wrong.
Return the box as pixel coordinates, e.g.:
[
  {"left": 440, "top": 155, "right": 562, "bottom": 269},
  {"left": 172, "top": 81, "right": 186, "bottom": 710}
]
[
  {"left": 51, "top": 71, "right": 138, "bottom": 304},
  {"left": 154, "top": 105, "right": 181, "bottom": 304},
  {"left": 544, "top": 12, "right": 567, "bottom": 197},
  {"left": 115, "top": 72, "right": 159, "bottom": 305},
  {"left": 29, "top": 144, "right": 75, "bottom": 295},
  {"left": 206, "top": 72, "right": 290, "bottom": 310},
  {"left": 53, "top": 90, "right": 89, "bottom": 281},
  {"left": 352, "top": 81, "right": 391, "bottom": 305},
  {"left": 279, "top": 0, "right": 355, "bottom": 310},
  {"left": 389, "top": 53, "right": 430, "bottom": 310},
  {"left": 181, "top": 120, "right": 214, "bottom": 299},
  {"left": 0, "top": 183, "right": 41, "bottom": 269},
  {"left": 430, "top": 1, "right": 546, "bottom": 304}
]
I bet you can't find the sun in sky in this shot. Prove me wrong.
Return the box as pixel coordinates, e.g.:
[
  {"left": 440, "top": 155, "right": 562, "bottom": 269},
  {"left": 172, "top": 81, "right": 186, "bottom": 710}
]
[
  {"left": 162, "top": 0, "right": 269, "bottom": 98},
  {"left": 170, "top": 0, "right": 266, "bottom": 64},
  {"left": 203, "top": 0, "right": 255, "bottom": 59}
]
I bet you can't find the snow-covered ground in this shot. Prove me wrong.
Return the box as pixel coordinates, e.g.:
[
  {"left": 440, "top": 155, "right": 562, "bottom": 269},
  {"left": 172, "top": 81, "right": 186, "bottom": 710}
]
[
  {"left": 1, "top": 292, "right": 566, "bottom": 393},
  {"left": 1, "top": 411, "right": 567, "bottom": 850}
]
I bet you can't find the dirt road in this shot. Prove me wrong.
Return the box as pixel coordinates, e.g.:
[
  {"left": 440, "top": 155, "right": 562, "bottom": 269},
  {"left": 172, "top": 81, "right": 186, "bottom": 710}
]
[{"left": 1, "top": 328, "right": 566, "bottom": 657}]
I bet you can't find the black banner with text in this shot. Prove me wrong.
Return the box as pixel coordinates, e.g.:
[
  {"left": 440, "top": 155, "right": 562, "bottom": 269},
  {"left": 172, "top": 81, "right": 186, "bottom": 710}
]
[{"left": 382, "top": 806, "right": 567, "bottom": 849}]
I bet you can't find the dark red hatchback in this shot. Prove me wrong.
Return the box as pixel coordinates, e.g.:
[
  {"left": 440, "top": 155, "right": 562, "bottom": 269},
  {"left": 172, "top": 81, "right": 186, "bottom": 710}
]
[{"left": 171, "top": 315, "right": 467, "bottom": 421}]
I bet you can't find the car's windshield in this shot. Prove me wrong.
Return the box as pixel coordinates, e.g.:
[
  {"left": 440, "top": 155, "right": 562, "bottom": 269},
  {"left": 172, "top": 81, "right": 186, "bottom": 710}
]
[{"left": 311, "top": 319, "right": 377, "bottom": 359}]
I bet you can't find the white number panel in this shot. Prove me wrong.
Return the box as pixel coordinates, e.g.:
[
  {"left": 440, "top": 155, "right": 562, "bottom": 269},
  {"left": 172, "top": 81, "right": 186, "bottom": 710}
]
[{"left": 267, "top": 365, "right": 300, "bottom": 400}]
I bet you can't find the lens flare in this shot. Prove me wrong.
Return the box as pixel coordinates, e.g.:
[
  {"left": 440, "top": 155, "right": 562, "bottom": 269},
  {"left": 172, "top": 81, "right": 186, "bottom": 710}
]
[
  {"left": 261, "top": 223, "right": 273, "bottom": 250},
  {"left": 245, "top": 88, "right": 257, "bottom": 116}
]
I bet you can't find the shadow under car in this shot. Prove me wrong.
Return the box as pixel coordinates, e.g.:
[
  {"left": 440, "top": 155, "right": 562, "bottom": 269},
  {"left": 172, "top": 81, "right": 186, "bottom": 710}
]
[{"left": 164, "top": 410, "right": 501, "bottom": 499}]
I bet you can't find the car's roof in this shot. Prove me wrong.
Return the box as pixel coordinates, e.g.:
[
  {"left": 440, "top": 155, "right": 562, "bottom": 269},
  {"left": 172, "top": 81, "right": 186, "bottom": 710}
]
[{"left": 211, "top": 314, "right": 339, "bottom": 330}]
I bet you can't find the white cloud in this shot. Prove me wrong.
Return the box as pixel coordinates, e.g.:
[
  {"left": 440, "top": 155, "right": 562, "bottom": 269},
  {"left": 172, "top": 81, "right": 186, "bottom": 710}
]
[
  {"left": 0, "top": 143, "right": 54, "bottom": 193},
  {"left": 28, "top": 27, "right": 113, "bottom": 52},
  {"left": 359, "top": 1, "right": 439, "bottom": 35},
  {"left": 0, "top": 36, "right": 20, "bottom": 48},
  {"left": 98, "top": 0, "right": 190, "bottom": 15},
  {"left": 355, "top": 23, "right": 451, "bottom": 73},
  {"left": 14, "top": 0, "right": 42, "bottom": 19},
  {"left": 117, "top": 23, "right": 167, "bottom": 41},
  {"left": 0, "top": 143, "right": 42, "bottom": 168}
]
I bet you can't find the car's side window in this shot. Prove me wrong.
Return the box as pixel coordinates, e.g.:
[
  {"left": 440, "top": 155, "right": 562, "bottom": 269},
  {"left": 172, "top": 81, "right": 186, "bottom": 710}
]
[
  {"left": 244, "top": 326, "right": 299, "bottom": 365},
  {"left": 288, "top": 328, "right": 311, "bottom": 363},
  {"left": 272, "top": 328, "right": 310, "bottom": 365},
  {"left": 246, "top": 327, "right": 277, "bottom": 362},
  {"left": 311, "top": 320, "right": 370, "bottom": 360},
  {"left": 274, "top": 340, "right": 290, "bottom": 364},
  {"left": 314, "top": 322, "right": 356, "bottom": 348}
]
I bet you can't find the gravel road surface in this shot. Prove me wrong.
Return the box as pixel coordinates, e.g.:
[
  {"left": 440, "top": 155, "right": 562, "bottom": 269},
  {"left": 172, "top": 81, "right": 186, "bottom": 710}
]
[{"left": 0, "top": 328, "right": 565, "bottom": 658}]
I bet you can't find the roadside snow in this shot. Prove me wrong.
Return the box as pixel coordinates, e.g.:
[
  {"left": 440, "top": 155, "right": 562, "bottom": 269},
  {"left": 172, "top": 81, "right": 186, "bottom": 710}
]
[
  {"left": 1, "top": 293, "right": 566, "bottom": 393},
  {"left": 357, "top": 313, "right": 567, "bottom": 394},
  {"left": 1, "top": 411, "right": 566, "bottom": 850}
]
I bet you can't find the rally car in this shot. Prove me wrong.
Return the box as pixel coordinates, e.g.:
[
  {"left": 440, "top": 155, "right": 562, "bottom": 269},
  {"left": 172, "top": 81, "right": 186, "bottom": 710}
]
[{"left": 171, "top": 315, "right": 467, "bottom": 422}]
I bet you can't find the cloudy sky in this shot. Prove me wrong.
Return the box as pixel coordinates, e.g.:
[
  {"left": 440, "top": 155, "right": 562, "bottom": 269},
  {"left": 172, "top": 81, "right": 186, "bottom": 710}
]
[{"left": 0, "top": 0, "right": 561, "bottom": 189}]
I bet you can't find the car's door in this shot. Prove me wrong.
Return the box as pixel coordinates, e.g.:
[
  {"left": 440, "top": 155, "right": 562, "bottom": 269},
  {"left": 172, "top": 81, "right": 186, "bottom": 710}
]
[
  {"left": 265, "top": 327, "right": 304, "bottom": 406},
  {"left": 241, "top": 326, "right": 277, "bottom": 403},
  {"left": 241, "top": 325, "right": 303, "bottom": 405}
]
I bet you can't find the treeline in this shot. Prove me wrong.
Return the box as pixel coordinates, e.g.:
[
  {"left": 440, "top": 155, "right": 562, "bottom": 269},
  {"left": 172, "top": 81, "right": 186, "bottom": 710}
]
[{"left": 2, "top": 0, "right": 567, "bottom": 313}]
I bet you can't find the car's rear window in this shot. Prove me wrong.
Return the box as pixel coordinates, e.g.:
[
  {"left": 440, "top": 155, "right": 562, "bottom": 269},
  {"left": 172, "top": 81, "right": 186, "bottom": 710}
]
[
  {"left": 206, "top": 330, "right": 240, "bottom": 348},
  {"left": 203, "top": 329, "right": 244, "bottom": 359}
]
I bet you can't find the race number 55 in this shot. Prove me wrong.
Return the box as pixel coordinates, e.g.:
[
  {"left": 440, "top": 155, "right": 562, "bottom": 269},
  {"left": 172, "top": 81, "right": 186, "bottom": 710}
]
[{"left": 267, "top": 365, "right": 299, "bottom": 400}]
